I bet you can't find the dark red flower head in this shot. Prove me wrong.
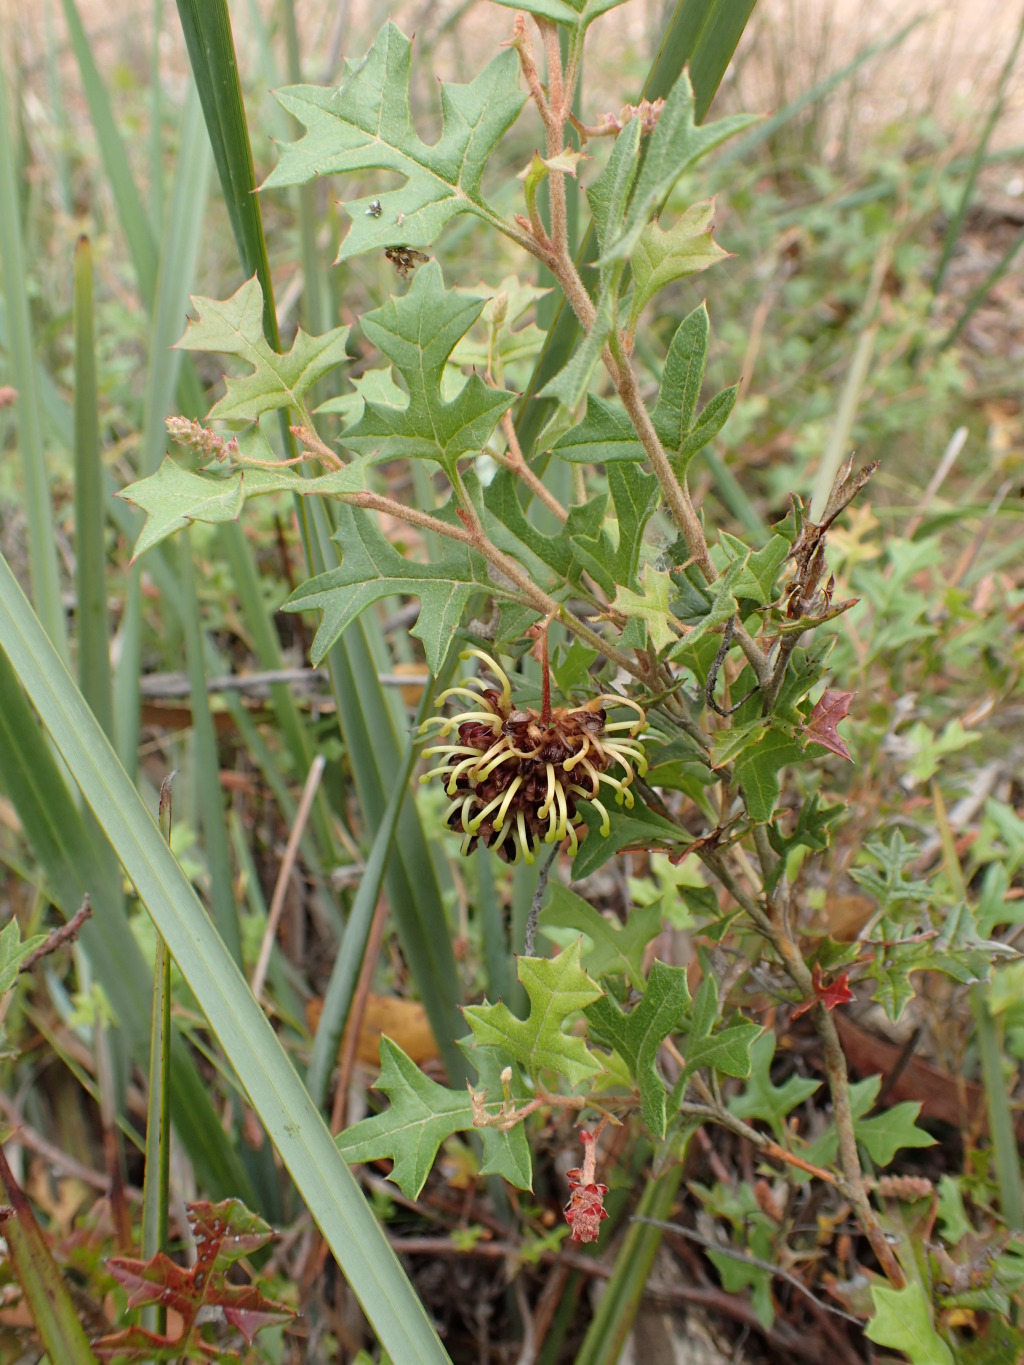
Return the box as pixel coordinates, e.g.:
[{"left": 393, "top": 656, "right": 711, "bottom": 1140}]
[{"left": 420, "top": 649, "right": 647, "bottom": 865}]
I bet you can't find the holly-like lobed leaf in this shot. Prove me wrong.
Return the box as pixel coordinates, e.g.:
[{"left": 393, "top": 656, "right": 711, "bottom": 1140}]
[
  {"left": 613, "top": 564, "right": 680, "bottom": 652},
  {"left": 553, "top": 304, "right": 735, "bottom": 473},
  {"left": 263, "top": 24, "right": 526, "bottom": 259},
  {"left": 586, "top": 960, "right": 691, "bottom": 1137},
  {"left": 727, "top": 1032, "right": 820, "bottom": 1138},
  {"left": 341, "top": 262, "right": 515, "bottom": 472},
  {"left": 733, "top": 728, "right": 805, "bottom": 823},
  {"left": 338, "top": 1035, "right": 532, "bottom": 1199},
  {"left": 449, "top": 276, "right": 551, "bottom": 379},
  {"left": 790, "top": 962, "right": 854, "bottom": 1020},
  {"left": 0, "top": 919, "right": 47, "bottom": 996},
  {"left": 628, "top": 201, "right": 731, "bottom": 331},
  {"left": 681, "top": 976, "right": 761, "bottom": 1081},
  {"left": 865, "top": 1283, "right": 954, "bottom": 1365},
  {"left": 598, "top": 72, "right": 757, "bottom": 265},
  {"left": 283, "top": 501, "right": 504, "bottom": 671},
  {"left": 802, "top": 1075, "right": 936, "bottom": 1169},
  {"left": 489, "top": 0, "right": 629, "bottom": 33},
  {"left": 802, "top": 688, "right": 855, "bottom": 762},
  {"left": 118, "top": 454, "right": 372, "bottom": 560},
  {"left": 540, "top": 882, "right": 660, "bottom": 988},
  {"left": 191, "top": 1199, "right": 276, "bottom": 1268},
  {"left": 175, "top": 275, "right": 350, "bottom": 422},
  {"left": 568, "top": 463, "right": 660, "bottom": 595},
  {"left": 463, "top": 941, "right": 603, "bottom": 1088}
]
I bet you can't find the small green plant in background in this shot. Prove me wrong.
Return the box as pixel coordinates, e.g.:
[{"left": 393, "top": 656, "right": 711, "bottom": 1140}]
[{"left": 0, "top": 0, "right": 1022, "bottom": 1361}]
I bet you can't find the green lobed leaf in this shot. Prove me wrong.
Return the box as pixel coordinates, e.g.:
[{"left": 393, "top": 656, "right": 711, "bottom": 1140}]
[
  {"left": 488, "top": 0, "right": 629, "bottom": 32},
  {"left": 117, "top": 455, "right": 372, "bottom": 560},
  {"left": 569, "top": 463, "right": 660, "bottom": 594},
  {"left": 540, "top": 882, "right": 660, "bottom": 988},
  {"left": 175, "top": 275, "right": 350, "bottom": 422},
  {"left": 283, "top": 502, "right": 504, "bottom": 672},
  {"left": 802, "top": 1076, "right": 936, "bottom": 1169},
  {"left": 682, "top": 977, "right": 761, "bottom": 1080},
  {"left": 538, "top": 288, "right": 616, "bottom": 410},
  {"left": 463, "top": 941, "right": 603, "bottom": 1088},
  {"left": 449, "top": 276, "right": 551, "bottom": 377},
  {"left": 733, "top": 728, "right": 804, "bottom": 823},
  {"left": 598, "top": 71, "right": 757, "bottom": 264},
  {"left": 570, "top": 799, "right": 683, "bottom": 880},
  {"left": 673, "top": 384, "right": 738, "bottom": 475},
  {"left": 586, "top": 117, "right": 642, "bottom": 257},
  {"left": 342, "top": 262, "right": 515, "bottom": 471},
  {"left": 552, "top": 394, "right": 642, "bottom": 464},
  {"left": 338, "top": 1037, "right": 532, "bottom": 1199},
  {"left": 628, "top": 201, "right": 730, "bottom": 331},
  {"left": 0, "top": 920, "right": 48, "bottom": 997},
  {"left": 650, "top": 303, "right": 709, "bottom": 449},
  {"left": 263, "top": 24, "right": 526, "bottom": 259},
  {"left": 613, "top": 564, "right": 680, "bottom": 653},
  {"left": 718, "top": 532, "right": 790, "bottom": 606},
  {"left": 586, "top": 961, "right": 691, "bottom": 1137},
  {"left": 727, "top": 1032, "right": 820, "bottom": 1138},
  {"left": 865, "top": 1283, "right": 954, "bottom": 1365},
  {"left": 552, "top": 303, "right": 735, "bottom": 471}
]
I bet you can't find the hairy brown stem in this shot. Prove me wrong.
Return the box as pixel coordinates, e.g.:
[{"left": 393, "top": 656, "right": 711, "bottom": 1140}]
[
  {"left": 499, "top": 410, "right": 567, "bottom": 523},
  {"left": 768, "top": 900, "right": 905, "bottom": 1287}
]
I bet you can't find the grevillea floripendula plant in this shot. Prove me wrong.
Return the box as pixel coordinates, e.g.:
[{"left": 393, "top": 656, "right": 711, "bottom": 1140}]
[{"left": 119, "top": 2, "right": 1016, "bottom": 1337}]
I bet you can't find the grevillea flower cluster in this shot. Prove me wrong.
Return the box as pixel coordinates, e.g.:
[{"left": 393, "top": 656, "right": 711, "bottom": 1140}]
[{"left": 420, "top": 649, "right": 647, "bottom": 864}]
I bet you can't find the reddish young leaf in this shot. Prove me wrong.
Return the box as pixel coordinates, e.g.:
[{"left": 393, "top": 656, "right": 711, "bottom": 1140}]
[
  {"left": 218, "top": 1282, "right": 295, "bottom": 1342},
  {"left": 97, "top": 1199, "right": 293, "bottom": 1360},
  {"left": 802, "top": 688, "right": 855, "bottom": 762},
  {"left": 792, "top": 962, "right": 855, "bottom": 1020},
  {"left": 189, "top": 1199, "right": 275, "bottom": 1268}
]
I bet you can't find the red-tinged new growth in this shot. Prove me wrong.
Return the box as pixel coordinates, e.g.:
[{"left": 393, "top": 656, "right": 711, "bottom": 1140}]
[
  {"left": 420, "top": 647, "right": 647, "bottom": 864},
  {"left": 791, "top": 962, "right": 855, "bottom": 1020},
  {"left": 564, "top": 1129, "right": 608, "bottom": 1244}
]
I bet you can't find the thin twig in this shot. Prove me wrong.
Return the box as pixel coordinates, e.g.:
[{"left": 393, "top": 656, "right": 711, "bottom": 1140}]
[
  {"left": 21, "top": 898, "right": 92, "bottom": 972},
  {"left": 330, "top": 890, "right": 390, "bottom": 1134},
  {"left": 524, "top": 846, "right": 559, "bottom": 956},
  {"left": 634, "top": 1217, "right": 863, "bottom": 1326},
  {"left": 251, "top": 755, "right": 326, "bottom": 1003}
]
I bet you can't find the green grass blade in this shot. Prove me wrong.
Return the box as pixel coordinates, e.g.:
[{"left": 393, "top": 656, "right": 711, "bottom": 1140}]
[
  {"left": 0, "top": 52, "right": 68, "bottom": 660},
  {"left": 645, "top": 0, "right": 755, "bottom": 114},
  {"left": 141, "top": 937, "right": 172, "bottom": 1337},
  {"left": 0, "top": 1146, "right": 98, "bottom": 1364},
  {"left": 322, "top": 605, "right": 467, "bottom": 1083},
  {"left": 0, "top": 552, "right": 454, "bottom": 1365},
  {"left": 73, "top": 235, "right": 113, "bottom": 734},
  {"left": 280, "top": 0, "right": 330, "bottom": 337},
  {"left": 972, "top": 982, "right": 1024, "bottom": 1232},
  {"left": 933, "top": 2, "right": 1024, "bottom": 297},
  {"left": 572, "top": 1162, "right": 684, "bottom": 1365},
  {"left": 149, "top": 0, "right": 166, "bottom": 226},
  {"left": 60, "top": 0, "right": 160, "bottom": 300},
  {"left": 940, "top": 225, "right": 1024, "bottom": 351},
  {"left": 178, "top": 532, "right": 242, "bottom": 962},
  {"left": 175, "top": 0, "right": 277, "bottom": 342},
  {"left": 307, "top": 688, "right": 435, "bottom": 1108},
  {"left": 0, "top": 644, "right": 253, "bottom": 1201}
]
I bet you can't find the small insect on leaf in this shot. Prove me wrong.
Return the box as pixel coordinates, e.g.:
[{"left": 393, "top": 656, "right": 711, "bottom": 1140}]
[
  {"left": 385, "top": 245, "right": 431, "bottom": 278},
  {"left": 366, "top": 199, "right": 383, "bottom": 217}
]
